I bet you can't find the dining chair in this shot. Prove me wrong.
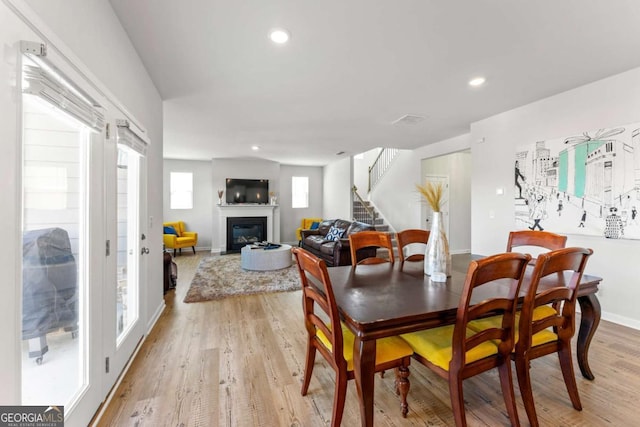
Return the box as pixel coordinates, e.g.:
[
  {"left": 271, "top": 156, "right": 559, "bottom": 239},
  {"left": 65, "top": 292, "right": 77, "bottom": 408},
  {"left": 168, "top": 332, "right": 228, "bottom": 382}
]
[
  {"left": 506, "top": 230, "right": 567, "bottom": 253},
  {"left": 348, "top": 230, "right": 395, "bottom": 266},
  {"left": 401, "top": 252, "right": 531, "bottom": 427},
  {"left": 396, "top": 229, "right": 430, "bottom": 265},
  {"left": 513, "top": 247, "right": 593, "bottom": 427},
  {"left": 292, "top": 247, "right": 413, "bottom": 425}
]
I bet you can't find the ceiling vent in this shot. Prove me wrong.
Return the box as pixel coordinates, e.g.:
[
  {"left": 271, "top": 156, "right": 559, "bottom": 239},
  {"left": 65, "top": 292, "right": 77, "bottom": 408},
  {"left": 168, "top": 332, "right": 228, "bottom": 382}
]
[{"left": 392, "top": 114, "right": 426, "bottom": 125}]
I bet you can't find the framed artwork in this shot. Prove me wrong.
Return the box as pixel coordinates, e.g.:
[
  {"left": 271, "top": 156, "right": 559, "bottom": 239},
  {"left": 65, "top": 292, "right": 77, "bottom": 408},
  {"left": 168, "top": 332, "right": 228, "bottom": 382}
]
[{"left": 515, "top": 123, "right": 640, "bottom": 240}]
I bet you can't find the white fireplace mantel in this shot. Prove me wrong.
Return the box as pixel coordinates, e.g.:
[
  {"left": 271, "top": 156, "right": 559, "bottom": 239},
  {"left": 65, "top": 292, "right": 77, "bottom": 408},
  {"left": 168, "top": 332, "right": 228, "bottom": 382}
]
[{"left": 215, "top": 204, "right": 279, "bottom": 253}]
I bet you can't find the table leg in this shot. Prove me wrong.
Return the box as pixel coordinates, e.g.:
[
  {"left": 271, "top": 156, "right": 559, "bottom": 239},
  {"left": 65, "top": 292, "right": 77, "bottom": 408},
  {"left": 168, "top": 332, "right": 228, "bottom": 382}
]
[
  {"left": 576, "top": 293, "right": 601, "bottom": 380},
  {"left": 353, "top": 336, "right": 377, "bottom": 427}
]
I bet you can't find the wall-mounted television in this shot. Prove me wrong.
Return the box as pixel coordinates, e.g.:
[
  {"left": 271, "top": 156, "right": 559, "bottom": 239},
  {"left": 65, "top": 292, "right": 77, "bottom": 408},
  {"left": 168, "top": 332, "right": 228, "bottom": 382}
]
[{"left": 225, "top": 178, "right": 269, "bottom": 204}]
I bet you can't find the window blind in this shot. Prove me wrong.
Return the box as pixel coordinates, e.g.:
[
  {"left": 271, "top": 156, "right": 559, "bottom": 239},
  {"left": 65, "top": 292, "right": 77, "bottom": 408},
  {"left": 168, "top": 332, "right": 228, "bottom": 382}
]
[
  {"left": 21, "top": 41, "right": 105, "bottom": 132},
  {"left": 116, "top": 119, "right": 148, "bottom": 156}
]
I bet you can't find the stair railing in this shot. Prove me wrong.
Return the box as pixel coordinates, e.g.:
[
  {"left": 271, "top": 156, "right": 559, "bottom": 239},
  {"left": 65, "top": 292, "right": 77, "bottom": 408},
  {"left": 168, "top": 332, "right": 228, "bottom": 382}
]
[
  {"left": 352, "top": 185, "right": 377, "bottom": 224},
  {"left": 368, "top": 148, "right": 399, "bottom": 192}
]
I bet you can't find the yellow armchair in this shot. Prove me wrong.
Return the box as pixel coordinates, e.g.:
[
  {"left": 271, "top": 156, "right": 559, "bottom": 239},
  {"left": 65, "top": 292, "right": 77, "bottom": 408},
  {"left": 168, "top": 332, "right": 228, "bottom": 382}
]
[
  {"left": 296, "top": 217, "right": 323, "bottom": 244},
  {"left": 163, "top": 221, "right": 198, "bottom": 256}
]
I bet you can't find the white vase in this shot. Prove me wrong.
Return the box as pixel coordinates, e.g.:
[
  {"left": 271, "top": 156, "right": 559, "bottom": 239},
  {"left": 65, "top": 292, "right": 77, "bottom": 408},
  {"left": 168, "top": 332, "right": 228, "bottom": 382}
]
[{"left": 424, "top": 212, "right": 451, "bottom": 277}]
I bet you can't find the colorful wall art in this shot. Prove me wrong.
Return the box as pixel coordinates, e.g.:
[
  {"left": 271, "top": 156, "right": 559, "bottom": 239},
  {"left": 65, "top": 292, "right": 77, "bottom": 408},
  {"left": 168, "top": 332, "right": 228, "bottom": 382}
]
[{"left": 515, "top": 123, "right": 640, "bottom": 240}]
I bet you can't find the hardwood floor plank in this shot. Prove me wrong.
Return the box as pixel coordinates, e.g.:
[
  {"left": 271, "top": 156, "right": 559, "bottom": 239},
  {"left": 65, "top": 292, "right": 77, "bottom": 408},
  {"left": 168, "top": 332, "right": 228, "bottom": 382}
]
[{"left": 95, "top": 252, "right": 640, "bottom": 426}]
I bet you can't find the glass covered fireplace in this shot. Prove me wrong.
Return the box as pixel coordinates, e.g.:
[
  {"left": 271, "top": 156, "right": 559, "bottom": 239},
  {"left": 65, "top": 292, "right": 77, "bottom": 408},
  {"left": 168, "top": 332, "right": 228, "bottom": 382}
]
[{"left": 226, "top": 216, "right": 267, "bottom": 253}]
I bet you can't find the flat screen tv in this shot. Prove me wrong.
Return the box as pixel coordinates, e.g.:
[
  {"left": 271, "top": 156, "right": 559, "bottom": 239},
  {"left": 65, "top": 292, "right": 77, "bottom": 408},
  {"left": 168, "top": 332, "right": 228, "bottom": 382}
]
[{"left": 225, "top": 178, "right": 269, "bottom": 204}]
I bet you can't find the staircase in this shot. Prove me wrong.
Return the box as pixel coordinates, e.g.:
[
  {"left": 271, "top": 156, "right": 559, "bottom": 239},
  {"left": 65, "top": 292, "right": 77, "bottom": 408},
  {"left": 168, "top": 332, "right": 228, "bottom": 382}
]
[
  {"left": 352, "top": 187, "right": 397, "bottom": 257},
  {"left": 352, "top": 147, "right": 401, "bottom": 258}
]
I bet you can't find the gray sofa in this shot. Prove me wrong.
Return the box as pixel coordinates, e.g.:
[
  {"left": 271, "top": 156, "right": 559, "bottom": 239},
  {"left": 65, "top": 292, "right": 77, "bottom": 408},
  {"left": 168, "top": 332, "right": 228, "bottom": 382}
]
[{"left": 300, "top": 219, "right": 376, "bottom": 266}]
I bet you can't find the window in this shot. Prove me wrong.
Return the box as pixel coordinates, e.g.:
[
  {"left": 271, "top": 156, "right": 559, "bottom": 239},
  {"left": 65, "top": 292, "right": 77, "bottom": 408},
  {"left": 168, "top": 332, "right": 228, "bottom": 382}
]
[
  {"left": 292, "top": 176, "right": 309, "bottom": 208},
  {"left": 170, "top": 172, "right": 193, "bottom": 209}
]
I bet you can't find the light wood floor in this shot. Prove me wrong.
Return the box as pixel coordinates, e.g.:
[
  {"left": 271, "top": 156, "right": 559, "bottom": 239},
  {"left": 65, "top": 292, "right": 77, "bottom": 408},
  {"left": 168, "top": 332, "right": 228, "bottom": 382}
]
[{"left": 95, "top": 252, "right": 640, "bottom": 426}]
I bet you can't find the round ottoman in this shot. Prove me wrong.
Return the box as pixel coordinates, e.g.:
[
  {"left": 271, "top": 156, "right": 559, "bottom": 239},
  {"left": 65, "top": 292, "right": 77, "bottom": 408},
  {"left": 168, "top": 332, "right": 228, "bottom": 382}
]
[{"left": 240, "top": 244, "right": 293, "bottom": 271}]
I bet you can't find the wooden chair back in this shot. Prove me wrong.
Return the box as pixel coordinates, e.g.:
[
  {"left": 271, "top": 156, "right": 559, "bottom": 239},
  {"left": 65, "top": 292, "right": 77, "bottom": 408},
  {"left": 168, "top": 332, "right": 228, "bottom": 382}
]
[
  {"left": 451, "top": 252, "right": 531, "bottom": 374},
  {"left": 404, "top": 251, "right": 531, "bottom": 426},
  {"left": 506, "top": 230, "right": 567, "bottom": 253},
  {"left": 515, "top": 246, "right": 593, "bottom": 427},
  {"left": 292, "top": 246, "right": 413, "bottom": 423},
  {"left": 292, "top": 247, "right": 346, "bottom": 374},
  {"left": 348, "top": 231, "right": 395, "bottom": 266},
  {"left": 396, "top": 229, "right": 429, "bottom": 264}
]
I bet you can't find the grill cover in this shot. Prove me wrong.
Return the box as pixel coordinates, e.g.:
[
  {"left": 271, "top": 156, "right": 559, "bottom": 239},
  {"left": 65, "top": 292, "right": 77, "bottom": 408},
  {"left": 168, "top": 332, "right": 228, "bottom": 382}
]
[{"left": 22, "top": 228, "right": 78, "bottom": 340}]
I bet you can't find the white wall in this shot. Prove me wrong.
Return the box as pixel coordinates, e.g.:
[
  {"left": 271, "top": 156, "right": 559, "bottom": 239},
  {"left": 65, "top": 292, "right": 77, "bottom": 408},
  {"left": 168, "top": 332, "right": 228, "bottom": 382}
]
[
  {"left": 163, "top": 159, "right": 213, "bottom": 250},
  {"left": 353, "top": 148, "right": 381, "bottom": 196},
  {"left": 163, "top": 160, "right": 323, "bottom": 248},
  {"left": 1, "top": 5, "right": 29, "bottom": 404},
  {"left": 421, "top": 150, "right": 471, "bottom": 253},
  {"left": 369, "top": 150, "right": 420, "bottom": 232},
  {"left": 1, "top": 0, "right": 163, "bottom": 410},
  {"left": 470, "top": 67, "right": 640, "bottom": 329},
  {"left": 211, "top": 158, "right": 281, "bottom": 252},
  {"left": 370, "top": 135, "right": 472, "bottom": 239},
  {"left": 279, "top": 165, "right": 323, "bottom": 244},
  {"left": 323, "top": 157, "right": 352, "bottom": 220}
]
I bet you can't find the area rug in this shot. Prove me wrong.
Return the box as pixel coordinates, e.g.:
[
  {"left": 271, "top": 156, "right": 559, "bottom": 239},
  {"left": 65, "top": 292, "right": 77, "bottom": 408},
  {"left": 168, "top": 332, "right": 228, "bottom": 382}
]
[{"left": 183, "top": 254, "right": 300, "bottom": 303}]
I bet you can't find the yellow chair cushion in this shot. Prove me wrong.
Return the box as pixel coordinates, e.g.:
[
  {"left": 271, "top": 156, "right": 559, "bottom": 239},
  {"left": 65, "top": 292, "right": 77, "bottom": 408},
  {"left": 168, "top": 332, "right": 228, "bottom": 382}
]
[
  {"left": 467, "top": 305, "right": 558, "bottom": 347},
  {"left": 401, "top": 325, "right": 499, "bottom": 371},
  {"left": 317, "top": 322, "right": 413, "bottom": 371}
]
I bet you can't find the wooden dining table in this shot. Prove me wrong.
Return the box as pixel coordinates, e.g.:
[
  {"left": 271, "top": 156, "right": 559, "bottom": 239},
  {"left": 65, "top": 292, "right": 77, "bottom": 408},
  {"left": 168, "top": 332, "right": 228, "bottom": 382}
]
[{"left": 321, "top": 254, "right": 602, "bottom": 427}]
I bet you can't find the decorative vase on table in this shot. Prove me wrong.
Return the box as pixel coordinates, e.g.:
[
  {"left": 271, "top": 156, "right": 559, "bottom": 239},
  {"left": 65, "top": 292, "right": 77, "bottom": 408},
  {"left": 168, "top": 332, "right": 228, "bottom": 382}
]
[{"left": 424, "top": 212, "right": 451, "bottom": 278}]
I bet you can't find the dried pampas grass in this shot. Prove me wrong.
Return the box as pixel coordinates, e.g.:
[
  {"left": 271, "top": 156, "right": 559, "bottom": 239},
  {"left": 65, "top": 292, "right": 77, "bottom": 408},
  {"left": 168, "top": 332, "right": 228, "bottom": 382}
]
[{"left": 416, "top": 181, "right": 443, "bottom": 212}]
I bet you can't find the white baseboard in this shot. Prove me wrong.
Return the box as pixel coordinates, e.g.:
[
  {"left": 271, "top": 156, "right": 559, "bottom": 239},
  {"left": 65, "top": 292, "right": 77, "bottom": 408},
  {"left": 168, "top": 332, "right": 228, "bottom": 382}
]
[
  {"left": 146, "top": 300, "right": 165, "bottom": 334},
  {"left": 450, "top": 249, "right": 471, "bottom": 255},
  {"left": 601, "top": 311, "right": 640, "bottom": 330}
]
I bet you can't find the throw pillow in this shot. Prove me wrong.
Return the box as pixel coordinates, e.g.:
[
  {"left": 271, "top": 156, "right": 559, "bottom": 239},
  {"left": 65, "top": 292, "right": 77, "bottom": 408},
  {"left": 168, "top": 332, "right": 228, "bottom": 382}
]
[
  {"left": 324, "top": 225, "right": 345, "bottom": 242},
  {"left": 163, "top": 225, "right": 178, "bottom": 235},
  {"left": 310, "top": 221, "right": 320, "bottom": 230}
]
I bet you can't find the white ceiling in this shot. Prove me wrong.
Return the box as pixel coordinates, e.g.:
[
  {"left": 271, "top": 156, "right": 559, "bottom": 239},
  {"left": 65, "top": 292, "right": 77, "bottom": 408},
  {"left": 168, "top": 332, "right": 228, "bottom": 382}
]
[{"left": 109, "top": 0, "right": 640, "bottom": 166}]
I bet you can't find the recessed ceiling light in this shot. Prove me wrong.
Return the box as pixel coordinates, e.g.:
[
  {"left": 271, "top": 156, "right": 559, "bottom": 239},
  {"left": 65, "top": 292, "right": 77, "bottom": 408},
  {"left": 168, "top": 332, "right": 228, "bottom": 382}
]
[
  {"left": 468, "top": 77, "right": 486, "bottom": 87},
  {"left": 269, "top": 28, "right": 290, "bottom": 44},
  {"left": 251, "top": 145, "right": 260, "bottom": 151}
]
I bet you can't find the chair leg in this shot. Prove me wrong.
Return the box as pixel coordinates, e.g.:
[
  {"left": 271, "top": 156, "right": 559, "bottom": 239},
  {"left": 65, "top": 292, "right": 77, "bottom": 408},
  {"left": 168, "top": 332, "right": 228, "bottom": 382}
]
[
  {"left": 301, "top": 341, "right": 316, "bottom": 396},
  {"left": 173, "top": 248, "right": 176, "bottom": 257},
  {"left": 557, "top": 344, "right": 582, "bottom": 410},
  {"left": 497, "top": 362, "right": 521, "bottom": 427},
  {"left": 192, "top": 246, "right": 196, "bottom": 254},
  {"left": 394, "top": 366, "right": 410, "bottom": 417},
  {"left": 448, "top": 372, "right": 466, "bottom": 427},
  {"left": 516, "top": 356, "right": 539, "bottom": 427},
  {"left": 331, "top": 372, "right": 348, "bottom": 427}
]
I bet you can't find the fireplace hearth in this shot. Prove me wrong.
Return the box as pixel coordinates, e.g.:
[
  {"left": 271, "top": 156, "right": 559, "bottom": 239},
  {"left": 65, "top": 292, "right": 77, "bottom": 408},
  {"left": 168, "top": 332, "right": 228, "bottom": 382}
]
[{"left": 226, "top": 216, "right": 267, "bottom": 253}]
